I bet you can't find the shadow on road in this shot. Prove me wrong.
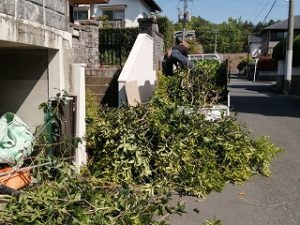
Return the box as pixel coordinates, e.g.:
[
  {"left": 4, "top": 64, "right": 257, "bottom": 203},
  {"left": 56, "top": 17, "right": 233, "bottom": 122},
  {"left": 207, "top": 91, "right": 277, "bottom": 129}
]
[
  {"left": 229, "top": 78, "right": 300, "bottom": 118},
  {"left": 230, "top": 85, "right": 281, "bottom": 96},
  {"left": 231, "top": 95, "right": 300, "bottom": 118}
]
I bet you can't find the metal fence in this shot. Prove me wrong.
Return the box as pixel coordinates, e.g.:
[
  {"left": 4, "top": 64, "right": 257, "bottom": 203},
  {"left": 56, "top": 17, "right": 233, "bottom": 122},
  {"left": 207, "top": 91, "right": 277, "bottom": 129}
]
[{"left": 99, "top": 28, "right": 139, "bottom": 67}]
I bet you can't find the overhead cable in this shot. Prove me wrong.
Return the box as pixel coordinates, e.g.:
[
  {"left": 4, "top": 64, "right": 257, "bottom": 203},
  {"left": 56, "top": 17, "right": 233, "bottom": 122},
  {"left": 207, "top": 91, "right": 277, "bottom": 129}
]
[
  {"left": 262, "top": 0, "right": 279, "bottom": 23},
  {"left": 253, "top": 0, "right": 272, "bottom": 23}
]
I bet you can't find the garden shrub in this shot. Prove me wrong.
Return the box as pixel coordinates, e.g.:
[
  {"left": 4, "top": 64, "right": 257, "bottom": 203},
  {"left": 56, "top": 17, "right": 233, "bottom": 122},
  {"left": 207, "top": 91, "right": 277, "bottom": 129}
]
[
  {"left": 257, "top": 56, "right": 278, "bottom": 71},
  {"left": 237, "top": 60, "right": 248, "bottom": 72},
  {"left": 272, "top": 35, "right": 300, "bottom": 67},
  {"left": 292, "top": 35, "right": 300, "bottom": 66},
  {"left": 272, "top": 39, "right": 286, "bottom": 61}
]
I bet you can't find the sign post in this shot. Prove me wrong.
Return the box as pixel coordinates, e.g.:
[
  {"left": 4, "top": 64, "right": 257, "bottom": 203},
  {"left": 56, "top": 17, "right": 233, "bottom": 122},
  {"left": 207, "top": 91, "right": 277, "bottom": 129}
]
[{"left": 252, "top": 49, "right": 261, "bottom": 82}]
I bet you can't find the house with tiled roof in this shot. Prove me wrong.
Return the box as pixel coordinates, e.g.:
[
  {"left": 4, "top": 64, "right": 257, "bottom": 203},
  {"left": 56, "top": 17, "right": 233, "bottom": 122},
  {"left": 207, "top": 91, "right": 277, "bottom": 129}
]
[
  {"left": 74, "top": 0, "right": 162, "bottom": 27},
  {"left": 261, "top": 15, "right": 300, "bottom": 55}
]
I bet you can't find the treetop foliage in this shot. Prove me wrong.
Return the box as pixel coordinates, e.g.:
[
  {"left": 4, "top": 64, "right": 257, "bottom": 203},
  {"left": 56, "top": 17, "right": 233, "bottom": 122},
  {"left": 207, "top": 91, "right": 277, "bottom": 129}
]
[{"left": 157, "top": 15, "right": 278, "bottom": 53}]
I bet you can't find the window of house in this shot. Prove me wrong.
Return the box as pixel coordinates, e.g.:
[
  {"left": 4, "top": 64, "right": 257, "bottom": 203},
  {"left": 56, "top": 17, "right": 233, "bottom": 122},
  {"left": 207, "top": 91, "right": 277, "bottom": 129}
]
[
  {"left": 103, "top": 10, "right": 125, "bottom": 21},
  {"left": 270, "top": 31, "right": 285, "bottom": 41},
  {"left": 74, "top": 9, "right": 89, "bottom": 21}
]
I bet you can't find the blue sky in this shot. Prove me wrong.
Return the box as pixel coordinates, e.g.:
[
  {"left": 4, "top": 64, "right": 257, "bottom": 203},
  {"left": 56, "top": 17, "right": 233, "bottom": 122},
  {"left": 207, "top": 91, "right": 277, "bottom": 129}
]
[{"left": 155, "top": 0, "right": 300, "bottom": 24}]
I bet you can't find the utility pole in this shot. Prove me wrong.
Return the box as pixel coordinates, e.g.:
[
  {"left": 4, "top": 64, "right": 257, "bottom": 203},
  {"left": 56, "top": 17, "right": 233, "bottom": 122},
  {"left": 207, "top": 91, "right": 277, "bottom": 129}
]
[
  {"left": 214, "top": 33, "right": 218, "bottom": 53},
  {"left": 181, "top": 0, "right": 190, "bottom": 42},
  {"left": 285, "top": 0, "right": 294, "bottom": 93}
]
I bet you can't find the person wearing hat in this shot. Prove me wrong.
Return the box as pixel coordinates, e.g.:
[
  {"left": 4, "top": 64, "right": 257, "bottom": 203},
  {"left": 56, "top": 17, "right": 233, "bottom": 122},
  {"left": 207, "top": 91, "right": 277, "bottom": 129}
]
[{"left": 164, "top": 37, "right": 190, "bottom": 76}]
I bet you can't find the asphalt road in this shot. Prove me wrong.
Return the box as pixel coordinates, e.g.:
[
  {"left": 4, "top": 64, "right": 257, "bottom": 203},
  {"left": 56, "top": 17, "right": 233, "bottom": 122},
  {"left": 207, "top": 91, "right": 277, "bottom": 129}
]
[{"left": 170, "top": 77, "right": 300, "bottom": 225}]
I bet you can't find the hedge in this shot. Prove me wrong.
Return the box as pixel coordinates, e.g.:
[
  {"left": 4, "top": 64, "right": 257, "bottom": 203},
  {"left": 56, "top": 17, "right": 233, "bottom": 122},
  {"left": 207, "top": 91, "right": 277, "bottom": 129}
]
[{"left": 272, "top": 35, "right": 300, "bottom": 67}]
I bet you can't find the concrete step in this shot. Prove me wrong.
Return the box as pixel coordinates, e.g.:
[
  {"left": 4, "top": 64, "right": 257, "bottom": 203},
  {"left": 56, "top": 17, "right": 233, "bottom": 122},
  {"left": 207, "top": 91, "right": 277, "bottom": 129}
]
[
  {"left": 85, "top": 68, "right": 121, "bottom": 77},
  {"left": 85, "top": 67, "right": 120, "bottom": 107},
  {"left": 86, "top": 84, "right": 110, "bottom": 95},
  {"left": 90, "top": 92, "right": 118, "bottom": 106},
  {"left": 85, "top": 76, "right": 113, "bottom": 85},
  {"left": 93, "top": 94, "right": 105, "bottom": 103}
]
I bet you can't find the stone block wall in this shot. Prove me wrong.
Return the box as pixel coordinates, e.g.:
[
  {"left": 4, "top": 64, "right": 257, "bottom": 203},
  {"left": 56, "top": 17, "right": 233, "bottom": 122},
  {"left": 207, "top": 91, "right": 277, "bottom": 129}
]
[
  {"left": 153, "top": 31, "right": 164, "bottom": 72},
  {"left": 0, "top": 0, "right": 68, "bottom": 31},
  {"left": 0, "top": 0, "right": 16, "bottom": 16},
  {"left": 71, "top": 21, "right": 100, "bottom": 68}
]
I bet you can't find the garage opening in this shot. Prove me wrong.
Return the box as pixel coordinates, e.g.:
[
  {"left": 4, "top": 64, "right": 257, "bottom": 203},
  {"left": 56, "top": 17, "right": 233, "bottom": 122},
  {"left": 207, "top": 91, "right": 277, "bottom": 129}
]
[{"left": 0, "top": 46, "right": 49, "bottom": 131}]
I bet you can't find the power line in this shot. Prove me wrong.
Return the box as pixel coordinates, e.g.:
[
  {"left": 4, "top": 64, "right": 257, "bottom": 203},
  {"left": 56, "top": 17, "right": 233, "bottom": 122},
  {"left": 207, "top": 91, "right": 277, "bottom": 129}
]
[
  {"left": 262, "top": 0, "right": 279, "bottom": 23},
  {"left": 252, "top": 0, "right": 271, "bottom": 23},
  {"left": 248, "top": 1, "right": 268, "bottom": 22}
]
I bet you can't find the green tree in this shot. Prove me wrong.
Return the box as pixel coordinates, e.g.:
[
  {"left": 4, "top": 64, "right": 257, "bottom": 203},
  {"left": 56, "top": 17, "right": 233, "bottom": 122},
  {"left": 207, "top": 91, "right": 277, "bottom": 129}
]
[
  {"left": 254, "top": 19, "right": 278, "bottom": 35},
  {"left": 194, "top": 25, "right": 217, "bottom": 53},
  {"left": 217, "top": 17, "right": 248, "bottom": 53},
  {"left": 193, "top": 17, "right": 253, "bottom": 53},
  {"left": 168, "top": 15, "right": 279, "bottom": 53},
  {"left": 157, "top": 15, "right": 175, "bottom": 49}
]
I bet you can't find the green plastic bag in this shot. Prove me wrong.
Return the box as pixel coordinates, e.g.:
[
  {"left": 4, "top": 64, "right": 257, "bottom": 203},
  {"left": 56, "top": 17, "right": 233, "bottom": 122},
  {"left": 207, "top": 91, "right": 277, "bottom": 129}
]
[{"left": 0, "top": 112, "right": 34, "bottom": 167}]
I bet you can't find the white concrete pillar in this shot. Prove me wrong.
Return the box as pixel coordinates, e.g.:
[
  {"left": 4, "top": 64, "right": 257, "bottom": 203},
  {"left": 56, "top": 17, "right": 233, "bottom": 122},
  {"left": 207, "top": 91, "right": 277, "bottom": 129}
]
[
  {"left": 48, "top": 50, "right": 65, "bottom": 98},
  {"left": 278, "top": 60, "right": 285, "bottom": 76},
  {"left": 72, "top": 63, "right": 87, "bottom": 171}
]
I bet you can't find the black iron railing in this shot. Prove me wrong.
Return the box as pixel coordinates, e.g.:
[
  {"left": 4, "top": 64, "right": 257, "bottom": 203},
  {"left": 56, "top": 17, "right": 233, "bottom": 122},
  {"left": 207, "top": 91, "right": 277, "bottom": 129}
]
[{"left": 99, "top": 28, "right": 139, "bottom": 67}]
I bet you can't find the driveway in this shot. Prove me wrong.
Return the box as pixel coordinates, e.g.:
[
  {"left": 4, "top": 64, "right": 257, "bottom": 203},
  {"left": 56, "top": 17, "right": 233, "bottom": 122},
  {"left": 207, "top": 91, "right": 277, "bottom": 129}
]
[{"left": 170, "top": 77, "right": 300, "bottom": 225}]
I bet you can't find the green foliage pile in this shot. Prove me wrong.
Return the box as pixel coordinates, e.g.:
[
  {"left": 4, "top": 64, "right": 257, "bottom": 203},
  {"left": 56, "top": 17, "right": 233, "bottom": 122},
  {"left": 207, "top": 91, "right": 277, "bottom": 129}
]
[
  {"left": 86, "top": 62, "right": 281, "bottom": 197},
  {"left": 0, "top": 59, "right": 281, "bottom": 224},
  {"left": 0, "top": 163, "right": 184, "bottom": 225},
  {"left": 158, "top": 60, "right": 227, "bottom": 107},
  {"left": 86, "top": 99, "right": 280, "bottom": 197},
  {"left": 0, "top": 93, "right": 184, "bottom": 225}
]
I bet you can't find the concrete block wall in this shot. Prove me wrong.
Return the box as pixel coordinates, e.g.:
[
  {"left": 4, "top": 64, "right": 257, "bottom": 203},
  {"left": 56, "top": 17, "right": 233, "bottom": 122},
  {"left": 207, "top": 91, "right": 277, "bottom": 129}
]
[{"left": 0, "top": 0, "right": 68, "bottom": 31}]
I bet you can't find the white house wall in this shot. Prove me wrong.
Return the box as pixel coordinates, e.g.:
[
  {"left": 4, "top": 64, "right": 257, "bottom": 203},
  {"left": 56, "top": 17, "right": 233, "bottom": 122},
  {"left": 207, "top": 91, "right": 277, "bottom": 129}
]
[{"left": 95, "top": 0, "right": 152, "bottom": 27}]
